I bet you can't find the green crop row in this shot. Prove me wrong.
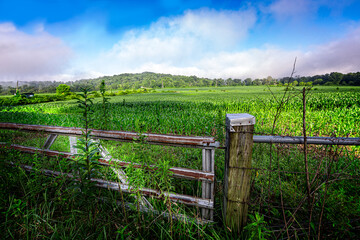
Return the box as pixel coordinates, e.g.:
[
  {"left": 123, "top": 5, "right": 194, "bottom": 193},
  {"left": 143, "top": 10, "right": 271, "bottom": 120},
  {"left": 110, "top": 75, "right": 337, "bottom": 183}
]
[{"left": 0, "top": 86, "right": 359, "bottom": 139}]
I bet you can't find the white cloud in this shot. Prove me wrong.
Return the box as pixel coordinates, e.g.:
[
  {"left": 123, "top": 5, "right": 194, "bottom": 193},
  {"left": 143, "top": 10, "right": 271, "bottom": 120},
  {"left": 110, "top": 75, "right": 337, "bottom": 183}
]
[
  {"left": 0, "top": 22, "right": 72, "bottom": 81},
  {"left": 300, "top": 27, "right": 360, "bottom": 75},
  {"left": 91, "top": 8, "right": 257, "bottom": 74},
  {"left": 2, "top": 6, "right": 359, "bottom": 83},
  {"left": 196, "top": 27, "right": 360, "bottom": 79},
  {"left": 86, "top": 7, "right": 359, "bottom": 80}
]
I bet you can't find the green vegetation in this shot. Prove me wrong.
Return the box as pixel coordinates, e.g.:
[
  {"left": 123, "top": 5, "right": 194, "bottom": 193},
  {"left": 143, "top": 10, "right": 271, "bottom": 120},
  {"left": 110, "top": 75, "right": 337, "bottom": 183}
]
[
  {"left": 0, "top": 85, "right": 359, "bottom": 239},
  {"left": 0, "top": 88, "right": 156, "bottom": 106},
  {"left": 1, "top": 71, "right": 360, "bottom": 96},
  {"left": 0, "top": 93, "right": 76, "bottom": 106},
  {"left": 1, "top": 86, "right": 358, "bottom": 137},
  {"left": 56, "top": 84, "right": 71, "bottom": 96}
]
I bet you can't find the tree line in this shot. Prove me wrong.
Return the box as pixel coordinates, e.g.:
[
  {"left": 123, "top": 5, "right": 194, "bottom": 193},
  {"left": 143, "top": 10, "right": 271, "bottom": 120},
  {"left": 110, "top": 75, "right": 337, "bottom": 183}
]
[{"left": 1, "top": 71, "right": 360, "bottom": 95}]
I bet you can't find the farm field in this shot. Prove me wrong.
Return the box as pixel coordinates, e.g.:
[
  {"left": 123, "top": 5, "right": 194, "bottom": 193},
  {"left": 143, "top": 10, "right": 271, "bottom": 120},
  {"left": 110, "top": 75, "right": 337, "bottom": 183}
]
[
  {"left": 1, "top": 86, "right": 359, "bottom": 137},
  {"left": 0, "top": 85, "right": 359, "bottom": 239}
]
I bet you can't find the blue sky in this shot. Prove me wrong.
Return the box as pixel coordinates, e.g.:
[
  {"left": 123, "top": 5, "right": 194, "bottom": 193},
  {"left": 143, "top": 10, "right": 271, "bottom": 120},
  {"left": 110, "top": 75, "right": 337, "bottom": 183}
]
[{"left": 0, "top": 0, "right": 360, "bottom": 82}]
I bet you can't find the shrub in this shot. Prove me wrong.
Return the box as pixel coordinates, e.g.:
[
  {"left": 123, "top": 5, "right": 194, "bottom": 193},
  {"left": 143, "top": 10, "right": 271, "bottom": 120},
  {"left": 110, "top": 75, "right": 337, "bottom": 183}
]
[{"left": 56, "top": 84, "right": 71, "bottom": 96}]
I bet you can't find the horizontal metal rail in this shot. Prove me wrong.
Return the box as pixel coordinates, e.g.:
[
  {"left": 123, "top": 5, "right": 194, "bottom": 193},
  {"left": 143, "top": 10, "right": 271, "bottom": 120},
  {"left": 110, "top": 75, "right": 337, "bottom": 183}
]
[
  {"left": 0, "top": 123, "right": 218, "bottom": 148},
  {"left": 98, "top": 196, "right": 212, "bottom": 224},
  {"left": 1, "top": 144, "right": 215, "bottom": 182},
  {"left": 13, "top": 163, "right": 214, "bottom": 209},
  {"left": 1, "top": 123, "right": 358, "bottom": 147},
  {"left": 253, "top": 135, "right": 360, "bottom": 146}
]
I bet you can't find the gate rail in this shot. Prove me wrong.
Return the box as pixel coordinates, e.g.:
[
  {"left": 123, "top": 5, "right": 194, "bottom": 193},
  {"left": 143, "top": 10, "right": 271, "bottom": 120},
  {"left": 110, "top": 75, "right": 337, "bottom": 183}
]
[
  {"left": 0, "top": 122, "right": 218, "bottom": 221},
  {"left": 1, "top": 117, "right": 359, "bottom": 230}
]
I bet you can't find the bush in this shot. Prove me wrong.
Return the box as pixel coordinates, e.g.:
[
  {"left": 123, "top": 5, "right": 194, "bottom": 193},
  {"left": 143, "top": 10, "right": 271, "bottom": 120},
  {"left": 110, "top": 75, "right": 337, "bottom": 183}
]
[
  {"left": 90, "top": 91, "right": 101, "bottom": 98},
  {"left": 56, "top": 84, "right": 71, "bottom": 96}
]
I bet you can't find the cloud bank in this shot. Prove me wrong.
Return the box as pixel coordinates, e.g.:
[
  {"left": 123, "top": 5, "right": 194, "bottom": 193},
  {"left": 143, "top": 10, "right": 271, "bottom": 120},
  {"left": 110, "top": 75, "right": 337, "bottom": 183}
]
[
  {"left": 0, "top": 22, "right": 71, "bottom": 81},
  {"left": 85, "top": 7, "right": 359, "bottom": 80},
  {"left": 92, "top": 8, "right": 257, "bottom": 75},
  {"left": 300, "top": 27, "right": 360, "bottom": 75}
]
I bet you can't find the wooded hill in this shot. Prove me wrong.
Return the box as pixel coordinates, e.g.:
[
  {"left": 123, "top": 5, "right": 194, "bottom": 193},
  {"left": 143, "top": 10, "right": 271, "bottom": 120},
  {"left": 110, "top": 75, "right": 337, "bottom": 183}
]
[{"left": 1, "top": 71, "right": 360, "bottom": 95}]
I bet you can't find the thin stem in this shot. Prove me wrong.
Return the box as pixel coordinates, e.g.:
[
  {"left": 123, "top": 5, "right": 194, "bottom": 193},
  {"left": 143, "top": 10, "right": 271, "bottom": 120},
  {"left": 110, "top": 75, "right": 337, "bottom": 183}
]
[{"left": 302, "top": 87, "right": 312, "bottom": 238}]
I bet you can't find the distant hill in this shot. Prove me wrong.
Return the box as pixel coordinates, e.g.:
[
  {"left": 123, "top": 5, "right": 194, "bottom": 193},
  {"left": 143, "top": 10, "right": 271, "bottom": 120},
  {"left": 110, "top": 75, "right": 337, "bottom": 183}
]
[
  {"left": 1, "top": 71, "right": 359, "bottom": 95},
  {"left": 69, "top": 71, "right": 360, "bottom": 92},
  {"left": 69, "top": 72, "right": 224, "bottom": 92}
]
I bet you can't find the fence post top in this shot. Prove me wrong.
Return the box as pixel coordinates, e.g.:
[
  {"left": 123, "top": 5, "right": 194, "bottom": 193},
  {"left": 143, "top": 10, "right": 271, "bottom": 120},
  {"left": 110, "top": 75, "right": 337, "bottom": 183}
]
[{"left": 226, "top": 113, "right": 256, "bottom": 127}]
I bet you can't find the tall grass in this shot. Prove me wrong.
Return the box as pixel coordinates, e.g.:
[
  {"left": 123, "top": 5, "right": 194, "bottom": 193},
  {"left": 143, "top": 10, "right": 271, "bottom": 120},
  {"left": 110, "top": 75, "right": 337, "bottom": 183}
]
[{"left": 0, "top": 85, "right": 359, "bottom": 239}]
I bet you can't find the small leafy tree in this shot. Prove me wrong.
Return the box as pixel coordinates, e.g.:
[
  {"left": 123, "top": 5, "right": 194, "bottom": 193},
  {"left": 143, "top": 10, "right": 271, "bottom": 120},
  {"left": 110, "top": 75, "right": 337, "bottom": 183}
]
[
  {"left": 56, "top": 84, "right": 71, "bottom": 96},
  {"left": 10, "top": 91, "right": 27, "bottom": 105},
  {"left": 72, "top": 88, "right": 101, "bottom": 189}
]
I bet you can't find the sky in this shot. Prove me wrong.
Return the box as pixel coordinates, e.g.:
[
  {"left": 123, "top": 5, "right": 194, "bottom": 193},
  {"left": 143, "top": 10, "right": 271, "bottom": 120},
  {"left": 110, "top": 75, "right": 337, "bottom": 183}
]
[{"left": 0, "top": 0, "right": 360, "bottom": 82}]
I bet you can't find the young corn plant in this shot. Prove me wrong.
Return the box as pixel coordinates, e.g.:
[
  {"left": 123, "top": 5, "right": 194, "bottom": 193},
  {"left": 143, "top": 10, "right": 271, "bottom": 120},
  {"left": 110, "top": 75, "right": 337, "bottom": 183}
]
[{"left": 72, "top": 88, "right": 102, "bottom": 190}]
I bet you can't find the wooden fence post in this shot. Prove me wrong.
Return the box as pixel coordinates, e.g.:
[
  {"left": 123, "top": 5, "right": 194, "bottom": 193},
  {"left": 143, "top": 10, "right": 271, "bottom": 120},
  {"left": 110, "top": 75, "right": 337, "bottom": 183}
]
[{"left": 223, "top": 113, "right": 255, "bottom": 232}]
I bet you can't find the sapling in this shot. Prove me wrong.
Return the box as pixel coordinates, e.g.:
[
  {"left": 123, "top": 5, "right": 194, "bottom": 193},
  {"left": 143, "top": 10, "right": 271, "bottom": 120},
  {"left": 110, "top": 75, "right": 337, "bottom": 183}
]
[{"left": 72, "top": 88, "right": 102, "bottom": 190}]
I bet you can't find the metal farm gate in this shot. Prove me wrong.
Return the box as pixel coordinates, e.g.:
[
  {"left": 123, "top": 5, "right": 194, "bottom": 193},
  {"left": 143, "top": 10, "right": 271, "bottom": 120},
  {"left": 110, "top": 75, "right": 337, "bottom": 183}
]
[{"left": 0, "top": 122, "right": 218, "bottom": 222}]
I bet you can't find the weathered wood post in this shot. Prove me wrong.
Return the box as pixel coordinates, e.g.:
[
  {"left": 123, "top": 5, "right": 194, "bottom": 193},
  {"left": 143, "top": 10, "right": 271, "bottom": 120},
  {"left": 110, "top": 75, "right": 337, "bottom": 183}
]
[{"left": 223, "top": 113, "right": 255, "bottom": 232}]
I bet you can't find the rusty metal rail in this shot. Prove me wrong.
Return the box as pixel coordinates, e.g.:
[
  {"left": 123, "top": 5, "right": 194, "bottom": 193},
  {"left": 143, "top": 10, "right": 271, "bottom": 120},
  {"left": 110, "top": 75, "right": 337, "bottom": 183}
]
[
  {"left": 253, "top": 135, "right": 360, "bottom": 145},
  {"left": 0, "top": 123, "right": 218, "bottom": 148},
  {"left": 12, "top": 163, "right": 214, "bottom": 209},
  {"left": 0, "top": 122, "right": 217, "bottom": 221},
  {"left": 0, "top": 144, "right": 215, "bottom": 182}
]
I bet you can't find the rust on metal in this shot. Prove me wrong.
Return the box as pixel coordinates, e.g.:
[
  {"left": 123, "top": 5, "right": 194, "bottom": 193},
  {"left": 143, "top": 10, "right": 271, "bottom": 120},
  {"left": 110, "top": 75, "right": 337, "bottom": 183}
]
[
  {"left": 13, "top": 163, "right": 214, "bottom": 209},
  {"left": 43, "top": 134, "right": 58, "bottom": 149},
  {"left": 97, "top": 196, "right": 213, "bottom": 224},
  {"left": 253, "top": 135, "right": 360, "bottom": 145},
  {"left": 0, "top": 123, "right": 216, "bottom": 147},
  {"left": 1, "top": 143, "right": 215, "bottom": 182}
]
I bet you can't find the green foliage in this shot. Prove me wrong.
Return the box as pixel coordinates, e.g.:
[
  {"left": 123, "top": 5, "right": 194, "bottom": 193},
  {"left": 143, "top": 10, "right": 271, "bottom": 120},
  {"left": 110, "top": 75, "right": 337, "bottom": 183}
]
[
  {"left": 2, "top": 71, "right": 360, "bottom": 98},
  {"left": 73, "top": 132, "right": 102, "bottom": 182},
  {"left": 1, "top": 86, "right": 359, "bottom": 138},
  {"left": 99, "top": 79, "right": 106, "bottom": 96},
  {"left": 72, "top": 88, "right": 102, "bottom": 183},
  {"left": 0, "top": 85, "right": 359, "bottom": 239},
  {"left": 56, "top": 84, "right": 71, "bottom": 96},
  {"left": 0, "top": 93, "right": 78, "bottom": 106},
  {"left": 154, "top": 159, "right": 173, "bottom": 197},
  {"left": 243, "top": 212, "right": 271, "bottom": 239}
]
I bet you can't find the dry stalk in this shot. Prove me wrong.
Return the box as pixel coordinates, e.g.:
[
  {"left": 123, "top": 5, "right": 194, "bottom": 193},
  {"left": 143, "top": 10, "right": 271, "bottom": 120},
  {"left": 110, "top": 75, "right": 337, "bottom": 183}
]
[
  {"left": 277, "top": 147, "right": 346, "bottom": 239},
  {"left": 277, "top": 147, "right": 290, "bottom": 239},
  {"left": 265, "top": 58, "right": 298, "bottom": 230},
  {"left": 302, "top": 87, "right": 313, "bottom": 239}
]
